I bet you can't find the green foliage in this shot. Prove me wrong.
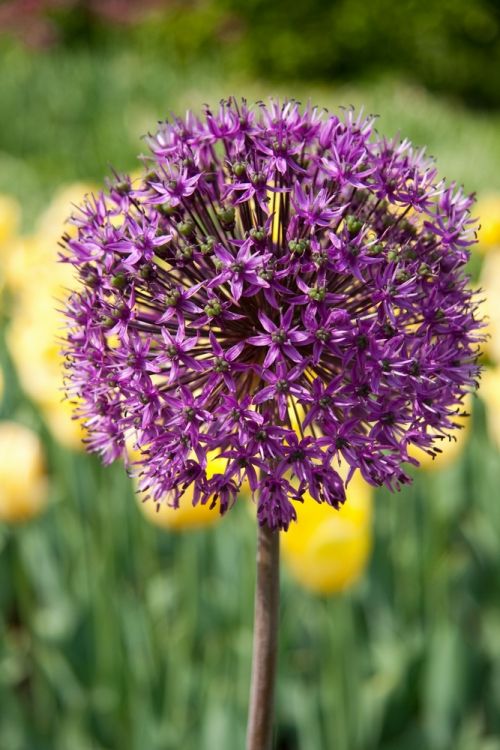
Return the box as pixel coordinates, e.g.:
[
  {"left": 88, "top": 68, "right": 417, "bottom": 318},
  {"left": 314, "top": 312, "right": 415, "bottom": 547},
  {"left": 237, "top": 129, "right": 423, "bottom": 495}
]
[
  {"left": 2, "top": 0, "right": 500, "bottom": 108},
  {"left": 131, "top": 0, "right": 500, "bottom": 109},
  {"left": 2, "top": 41, "right": 500, "bottom": 227},
  {"left": 2, "top": 401, "right": 500, "bottom": 748}
]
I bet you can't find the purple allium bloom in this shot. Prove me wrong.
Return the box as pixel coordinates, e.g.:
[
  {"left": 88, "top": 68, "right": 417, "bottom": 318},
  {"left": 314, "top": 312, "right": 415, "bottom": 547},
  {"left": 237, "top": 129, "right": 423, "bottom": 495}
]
[{"left": 60, "top": 98, "right": 484, "bottom": 530}]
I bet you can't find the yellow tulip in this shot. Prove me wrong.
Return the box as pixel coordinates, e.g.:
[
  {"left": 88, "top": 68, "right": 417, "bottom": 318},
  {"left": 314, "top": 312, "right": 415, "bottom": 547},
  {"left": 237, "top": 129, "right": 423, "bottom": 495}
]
[
  {"left": 0, "top": 194, "right": 20, "bottom": 301},
  {"left": 3, "top": 184, "right": 93, "bottom": 296},
  {"left": 480, "top": 251, "right": 500, "bottom": 365},
  {"left": 136, "top": 451, "right": 228, "bottom": 531},
  {"left": 7, "top": 299, "right": 63, "bottom": 408},
  {"left": 0, "top": 194, "right": 21, "bottom": 249},
  {"left": 139, "top": 493, "right": 221, "bottom": 532},
  {"left": 42, "top": 397, "right": 88, "bottom": 452},
  {"left": 4, "top": 236, "right": 43, "bottom": 293},
  {"left": 408, "top": 392, "right": 473, "bottom": 471},
  {"left": 4, "top": 184, "right": 95, "bottom": 449},
  {"left": 0, "top": 421, "right": 48, "bottom": 523},
  {"left": 476, "top": 295, "right": 493, "bottom": 363},
  {"left": 7, "top": 291, "right": 87, "bottom": 450},
  {"left": 476, "top": 195, "right": 500, "bottom": 252},
  {"left": 35, "top": 183, "right": 95, "bottom": 243},
  {"left": 479, "top": 368, "right": 500, "bottom": 450},
  {"left": 281, "top": 471, "right": 373, "bottom": 595}
]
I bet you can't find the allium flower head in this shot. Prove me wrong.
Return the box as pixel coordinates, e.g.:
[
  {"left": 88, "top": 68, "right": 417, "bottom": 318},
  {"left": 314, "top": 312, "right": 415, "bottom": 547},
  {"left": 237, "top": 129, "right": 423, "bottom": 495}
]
[{"left": 61, "top": 98, "right": 484, "bottom": 530}]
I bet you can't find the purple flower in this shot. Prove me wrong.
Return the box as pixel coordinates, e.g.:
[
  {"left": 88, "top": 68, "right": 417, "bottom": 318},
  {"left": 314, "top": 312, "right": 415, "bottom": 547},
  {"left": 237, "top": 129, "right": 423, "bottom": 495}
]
[
  {"left": 154, "top": 323, "right": 201, "bottom": 385},
  {"left": 61, "top": 98, "right": 484, "bottom": 531},
  {"left": 211, "top": 238, "right": 270, "bottom": 301},
  {"left": 247, "top": 308, "right": 309, "bottom": 368}
]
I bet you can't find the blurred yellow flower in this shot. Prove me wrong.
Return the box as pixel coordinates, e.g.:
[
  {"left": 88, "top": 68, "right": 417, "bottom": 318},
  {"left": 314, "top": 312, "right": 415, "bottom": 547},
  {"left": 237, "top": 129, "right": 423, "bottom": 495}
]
[
  {"left": 138, "top": 493, "right": 221, "bottom": 532},
  {"left": 476, "top": 294, "right": 493, "bottom": 363},
  {"left": 7, "top": 297, "right": 63, "bottom": 408},
  {"left": 4, "top": 235, "right": 45, "bottom": 293},
  {"left": 35, "top": 183, "right": 95, "bottom": 243},
  {"left": 0, "top": 194, "right": 21, "bottom": 249},
  {"left": 0, "top": 421, "right": 48, "bottom": 523},
  {"left": 136, "top": 451, "right": 227, "bottom": 531},
  {"left": 281, "top": 471, "right": 373, "bottom": 595},
  {"left": 5, "top": 184, "right": 94, "bottom": 449},
  {"left": 479, "top": 368, "right": 500, "bottom": 450},
  {"left": 476, "top": 194, "right": 500, "bottom": 252},
  {"left": 10, "top": 184, "right": 94, "bottom": 298},
  {"left": 7, "top": 304, "right": 87, "bottom": 451},
  {"left": 43, "top": 397, "right": 88, "bottom": 452},
  {"left": 480, "top": 251, "right": 500, "bottom": 364},
  {"left": 408, "top": 392, "right": 473, "bottom": 471}
]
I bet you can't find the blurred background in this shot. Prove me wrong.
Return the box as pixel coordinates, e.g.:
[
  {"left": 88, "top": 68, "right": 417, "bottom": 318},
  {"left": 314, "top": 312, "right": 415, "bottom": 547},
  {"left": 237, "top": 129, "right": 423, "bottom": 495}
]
[{"left": 1, "top": 1, "right": 500, "bottom": 748}]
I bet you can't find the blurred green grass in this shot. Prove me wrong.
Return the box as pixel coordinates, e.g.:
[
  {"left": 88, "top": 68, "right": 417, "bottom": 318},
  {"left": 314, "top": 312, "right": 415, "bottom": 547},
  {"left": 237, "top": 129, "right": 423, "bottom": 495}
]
[
  {"left": 2, "top": 39, "right": 500, "bottom": 750},
  {"left": 2, "top": 43, "right": 500, "bottom": 223}
]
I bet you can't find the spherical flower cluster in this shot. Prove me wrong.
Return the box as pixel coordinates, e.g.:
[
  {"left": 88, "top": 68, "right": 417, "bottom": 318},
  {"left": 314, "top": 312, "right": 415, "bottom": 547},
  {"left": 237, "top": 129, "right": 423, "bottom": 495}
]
[{"left": 61, "top": 99, "right": 483, "bottom": 530}]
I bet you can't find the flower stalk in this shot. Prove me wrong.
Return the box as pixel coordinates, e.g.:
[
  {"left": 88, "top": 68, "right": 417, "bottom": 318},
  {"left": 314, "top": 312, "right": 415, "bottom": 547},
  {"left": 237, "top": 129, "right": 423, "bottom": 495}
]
[
  {"left": 246, "top": 522, "right": 280, "bottom": 750},
  {"left": 59, "top": 96, "right": 485, "bottom": 749}
]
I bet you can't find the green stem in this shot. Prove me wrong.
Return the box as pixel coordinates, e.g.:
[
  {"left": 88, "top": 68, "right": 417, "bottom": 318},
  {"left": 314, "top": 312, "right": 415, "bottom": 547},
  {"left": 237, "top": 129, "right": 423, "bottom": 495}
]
[{"left": 246, "top": 522, "right": 280, "bottom": 750}]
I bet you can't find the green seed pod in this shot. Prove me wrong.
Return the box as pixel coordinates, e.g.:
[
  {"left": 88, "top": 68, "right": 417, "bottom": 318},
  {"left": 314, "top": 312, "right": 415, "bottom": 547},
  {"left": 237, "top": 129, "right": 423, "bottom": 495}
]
[
  {"left": 250, "top": 227, "right": 266, "bottom": 242},
  {"left": 216, "top": 206, "right": 236, "bottom": 226},
  {"left": 307, "top": 286, "right": 326, "bottom": 302},
  {"left": 111, "top": 272, "right": 127, "bottom": 290},
  {"left": 159, "top": 202, "right": 177, "bottom": 217},
  {"left": 200, "top": 236, "right": 216, "bottom": 254},
  {"left": 139, "top": 263, "right": 155, "bottom": 281},
  {"left": 204, "top": 299, "right": 222, "bottom": 317},
  {"left": 166, "top": 289, "right": 181, "bottom": 306},
  {"left": 345, "top": 215, "right": 363, "bottom": 236},
  {"left": 233, "top": 161, "right": 247, "bottom": 177},
  {"left": 177, "top": 220, "right": 195, "bottom": 237}
]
